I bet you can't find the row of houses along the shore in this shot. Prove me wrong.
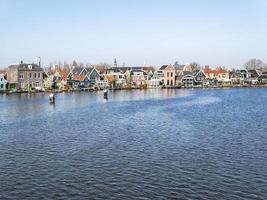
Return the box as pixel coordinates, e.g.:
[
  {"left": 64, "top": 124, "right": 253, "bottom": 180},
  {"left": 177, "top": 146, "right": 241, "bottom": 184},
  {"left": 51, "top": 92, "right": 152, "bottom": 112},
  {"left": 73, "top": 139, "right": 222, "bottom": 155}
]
[{"left": 1, "top": 61, "right": 267, "bottom": 92}]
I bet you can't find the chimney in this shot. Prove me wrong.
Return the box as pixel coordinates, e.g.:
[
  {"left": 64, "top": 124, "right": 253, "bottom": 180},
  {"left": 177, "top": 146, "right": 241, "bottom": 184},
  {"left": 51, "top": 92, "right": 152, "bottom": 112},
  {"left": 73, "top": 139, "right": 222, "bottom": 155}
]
[{"left": 39, "top": 56, "right": 41, "bottom": 67}]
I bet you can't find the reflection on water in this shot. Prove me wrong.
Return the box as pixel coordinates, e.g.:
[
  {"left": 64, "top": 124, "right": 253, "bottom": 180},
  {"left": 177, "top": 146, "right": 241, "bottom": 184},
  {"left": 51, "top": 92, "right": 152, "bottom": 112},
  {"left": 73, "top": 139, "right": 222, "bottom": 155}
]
[
  {"left": 0, "top": 88, "right": 267, "bottom": 200},
  {"left": 182, "top": 96, "right": 221, "bottom": 106}
]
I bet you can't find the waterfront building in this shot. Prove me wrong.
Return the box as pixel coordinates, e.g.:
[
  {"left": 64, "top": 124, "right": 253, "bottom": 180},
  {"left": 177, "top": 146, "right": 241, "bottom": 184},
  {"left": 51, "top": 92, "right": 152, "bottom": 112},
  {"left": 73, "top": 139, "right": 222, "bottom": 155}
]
[
  {"left": 246, "top": 70, "right": 259, "bottom": 85},
  {"left": 85, "top": 67, "right": 101, "bottom": 87},
  {"left": 160, "top": 65, "right": 176, "bottom": 86},
  {"left": 229, "top": 70, "right": 242, "bottom": 85},
  {"left": 129, "top": 69, "right": 147, "bottom": 87},
  {"left": 0, "top": 72, "right": 7, "bottom": 91},
  {"left": 85, "top": 67, "right": 108, "bottom": 89},
  {"left": 105, "top": 68, "right": 127, "bottom": 89},
  {"left": 60, "top": 68, "right": 70, "bottom": 90},
  {"left": 193, "top": 69, "right": 206, "bottom": 85},
  {"left": 146, "top": 71, "right": 162, "bottom": 88},
  {"left": 6, "top": 61, "right": 44, "bottom": 91},
  {"left": 96, "top": 76, "right": 109, "bottom": 89},
  {"left": 43, "top": 72, "right": 54, "bottom": 89},
  {"left": 203, "top": 68, "right": 230, "bottom": 85},
  {"left": 239, "top": 69, "right": 259, "bottom": 85},
  {"left": 258, "top": 72, "right": 267, "bottom": 84},
  {"left": 67, "top": 67, "right": 88, "bottom": 89},
  {"left": 176, "top": 71, "right": 195, "bottom": 87},
  {"left": 51, "top": 71, "right": 62, "bottom": 89}
]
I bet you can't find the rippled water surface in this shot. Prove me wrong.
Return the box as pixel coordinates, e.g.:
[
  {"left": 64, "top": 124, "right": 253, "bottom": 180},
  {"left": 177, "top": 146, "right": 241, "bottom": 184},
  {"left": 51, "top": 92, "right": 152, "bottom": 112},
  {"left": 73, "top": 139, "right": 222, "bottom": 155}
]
[{"left": 0, "top": 88, "right": 267, "bottom": 200}]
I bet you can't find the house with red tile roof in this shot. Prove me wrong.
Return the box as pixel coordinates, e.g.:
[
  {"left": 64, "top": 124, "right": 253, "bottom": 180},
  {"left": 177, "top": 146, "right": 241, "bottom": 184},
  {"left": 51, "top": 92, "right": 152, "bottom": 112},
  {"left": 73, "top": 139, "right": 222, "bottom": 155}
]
[{"left": 203, "top": 68, "right": 230, "bottom": 84}]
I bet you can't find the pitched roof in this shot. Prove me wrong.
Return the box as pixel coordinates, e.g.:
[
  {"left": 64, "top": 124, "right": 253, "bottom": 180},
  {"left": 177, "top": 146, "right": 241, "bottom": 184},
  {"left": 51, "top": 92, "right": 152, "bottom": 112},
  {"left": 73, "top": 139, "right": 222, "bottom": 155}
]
[
  {"left": 179, "top": 71, "right": 193, "bottom": 76},
  {"left": 60, "top": 68, "right": 70, "bottom": 81},
  {"left": 86, "top": 67, "right": 94, "bottom": 74},
  {"left": 203, "top": 68, "right": 227, "bottom": 76},
  {"left": 240, "top": 69, "right": 247, "bottom": 73},
  {"left": 73, "top": 74, "right": 86, "bottom": 81},
  {"left": 71, "top": 67, "right": 87, "bottom": 76},
  {"left": 159, "top": 65, "right": 168, "bottom": 70},
  {"left": 175, "top": 65, "right": 185, "bottom": 70},
  {"left": 248, "top": 70, "right": 259, "bottom": 78},
  {"left": 258, "top": 72, "right": 267, "bottom": 79}
]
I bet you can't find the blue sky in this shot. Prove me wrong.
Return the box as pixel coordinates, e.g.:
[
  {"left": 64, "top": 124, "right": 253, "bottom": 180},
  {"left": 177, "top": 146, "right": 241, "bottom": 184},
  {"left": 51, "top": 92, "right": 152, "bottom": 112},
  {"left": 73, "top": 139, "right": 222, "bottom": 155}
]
[{"left": 0, "top": 0, "right": 267, "bottom": 68}]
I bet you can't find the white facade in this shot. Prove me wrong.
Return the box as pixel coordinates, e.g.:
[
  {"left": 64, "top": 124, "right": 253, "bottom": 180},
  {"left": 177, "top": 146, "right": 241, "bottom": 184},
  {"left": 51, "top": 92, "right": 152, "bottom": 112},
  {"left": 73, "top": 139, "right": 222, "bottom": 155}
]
[{"left": 0, "top": 74, "right": 7, "bottom": 91}]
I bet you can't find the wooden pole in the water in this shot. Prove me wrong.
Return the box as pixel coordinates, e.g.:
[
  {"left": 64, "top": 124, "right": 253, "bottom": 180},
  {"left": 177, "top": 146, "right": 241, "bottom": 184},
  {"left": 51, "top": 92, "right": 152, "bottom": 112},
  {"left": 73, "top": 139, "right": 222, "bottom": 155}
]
[
  {"left": 49, "top": 93, "right": 55, "bottom": 103},
  {"left": 104, "top": 89, "right": 108, "bottom": 99}
]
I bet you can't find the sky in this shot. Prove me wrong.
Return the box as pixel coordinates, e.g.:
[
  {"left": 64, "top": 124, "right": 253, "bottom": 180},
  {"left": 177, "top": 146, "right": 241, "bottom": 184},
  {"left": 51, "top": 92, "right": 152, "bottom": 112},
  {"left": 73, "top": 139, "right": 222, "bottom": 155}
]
[{"left": 0, "top": 0, "right": 267, "bottom": 68}]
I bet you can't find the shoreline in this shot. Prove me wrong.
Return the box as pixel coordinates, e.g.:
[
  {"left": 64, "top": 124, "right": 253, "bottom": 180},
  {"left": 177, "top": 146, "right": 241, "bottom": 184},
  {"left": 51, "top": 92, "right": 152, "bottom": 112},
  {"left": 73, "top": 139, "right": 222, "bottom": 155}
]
[{"left": 1, "top": 84, "right": 267, "bottom": 95}]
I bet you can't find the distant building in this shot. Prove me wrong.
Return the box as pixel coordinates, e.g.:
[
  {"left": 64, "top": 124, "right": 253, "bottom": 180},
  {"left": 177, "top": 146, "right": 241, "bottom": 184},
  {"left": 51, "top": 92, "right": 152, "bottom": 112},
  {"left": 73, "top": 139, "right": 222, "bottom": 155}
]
[
  {"left": 146, "top": 70, "right": 163, "bottom": 88},
  {"left": 159, "top": 65, "right": 176, "bottom": 86},
  {"left": 203, "top": 68, "right": 230, "bottom": 85},
  {"left": 0, "top": 72, "right": 7, "bottom": 91},
  {"left": 60, "top": 68, "right": 70, "bottom": 90},
  {"left": 86, "top": 67, "right": 101, "bottom": 87},
  {"left": 67, "top": 67, "right": 88, "bottom": 89},
  {"left": 258, "top": 72, "right": 267, "bottom": 84},
  {"left": 238, "top": 69, "right": 259, "bottom": 85},
  {"left": 193, "top": 69, "right": 206, "bottom": 85},
  {"left": 129, "top": 69, "right": 147, "bottom": 86},
  {"left": 7, "top": 61, "right": 44, "bottom": 91},
  {"left": 229, "top": 70, "right": 242, "bottom": 85},
  {"left": 176, "top": 71, "right": 195, "bottom": 87}
]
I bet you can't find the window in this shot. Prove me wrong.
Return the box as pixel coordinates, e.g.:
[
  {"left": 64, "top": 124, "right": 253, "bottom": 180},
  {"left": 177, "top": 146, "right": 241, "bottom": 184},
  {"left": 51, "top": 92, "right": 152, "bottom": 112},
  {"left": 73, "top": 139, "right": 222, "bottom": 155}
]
[
  {"left": 35, "top": 82, "right": 39, "bottom": 87},
  {"left": 0, "top": 78, "right": 2, "bottom": 81},
  {"left": 167, "top": 80, "right": 169, "bottom": 85},
  {"left": 19, "top": 74, "right": 24, "bottom": 79},
  {"left": 167, "top": 72, "right": 169, "bottom": 77},
  {"left": 0, "top": 84, "right": 3, "bottom": 89},
  {"left": 29, "top": 73, "right": 32, "bottom": 79},
  {"left": 34, "top": 73, "right": 37, "bottom": 78},
  {"left": 38, "top": 73, "right": 40, "bottom": 78},
  {"left": 171, "top": 72, "right": 173, "bottom": 77}
]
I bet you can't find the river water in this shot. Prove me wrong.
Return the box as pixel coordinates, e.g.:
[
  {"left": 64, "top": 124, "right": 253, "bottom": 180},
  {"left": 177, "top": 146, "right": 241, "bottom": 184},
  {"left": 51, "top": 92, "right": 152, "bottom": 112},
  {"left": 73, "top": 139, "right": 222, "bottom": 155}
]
[{"left": 0, "top": 88, "right": 266, "bottom": 199}]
